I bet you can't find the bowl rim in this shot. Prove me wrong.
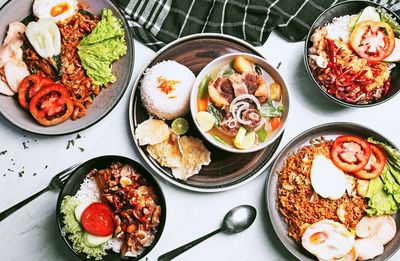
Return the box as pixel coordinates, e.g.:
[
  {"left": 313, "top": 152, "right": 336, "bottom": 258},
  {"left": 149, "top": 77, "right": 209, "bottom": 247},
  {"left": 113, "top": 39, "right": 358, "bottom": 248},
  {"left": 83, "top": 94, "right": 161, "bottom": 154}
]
[
  {"left": 265, "top": 121, "right": 400, "bottom": 261},
  {"left": 0, "top": 0, "right": 135, "bottom": 136},
  {"left": 189, "top": 52, "right": 290, "bottom": 154},
  {"left": 303, "top": 0, "right": 400, "bottom": 108},
  {"left": 56, "top": 155, "right": 167, "bottom": 261}
]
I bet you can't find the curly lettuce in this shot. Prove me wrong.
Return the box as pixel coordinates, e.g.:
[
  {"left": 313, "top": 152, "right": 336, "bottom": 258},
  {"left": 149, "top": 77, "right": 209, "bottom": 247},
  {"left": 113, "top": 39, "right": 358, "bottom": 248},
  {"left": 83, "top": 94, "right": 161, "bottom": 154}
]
[
  {"left": 78, "top": 9, "right": 127, "bottom": 86},
  {"left": 365, "top": 137, "right": 400, "bottom": 216},
  {"left": 377, "top": 7, "right": 400, "bottom": 37},
  {"left": 61, "top": 196, "right": 107, "bottom": 260}
]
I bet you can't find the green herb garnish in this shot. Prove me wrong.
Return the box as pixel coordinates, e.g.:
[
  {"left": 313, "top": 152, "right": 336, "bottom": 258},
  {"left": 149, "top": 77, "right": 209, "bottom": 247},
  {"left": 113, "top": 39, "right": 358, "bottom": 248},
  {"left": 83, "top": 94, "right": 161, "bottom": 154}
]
[
  {"left": 255, "top": 65, "right": 262, "bottom": 75},
  {"left": 260, "top": 102, "right": 283, "bottom": 117},
  {"left": 78, "top": 9, "right": 96, "bottom": 20},
  {"left": 211, "top": 135, "right": 230, "bottom": 146},
  {"left": 256, "top": 127, "right": 267, "bottom": 143},
  {"left": 198, "top": 74, "right": 211, "bottom": 98},
  {"left": 207, "top": 104, "right": 223, "bottom": 126}
]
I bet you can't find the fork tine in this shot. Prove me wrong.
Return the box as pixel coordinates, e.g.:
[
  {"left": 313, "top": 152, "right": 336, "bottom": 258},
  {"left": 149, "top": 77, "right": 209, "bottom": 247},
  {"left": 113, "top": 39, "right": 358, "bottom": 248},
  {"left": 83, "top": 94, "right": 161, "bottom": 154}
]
[
  {"left": 55, "top": 163, "right": 80, "bottom": 182},
  {"left": 57, "top": 163, "right": 80, "bottom": 177}
]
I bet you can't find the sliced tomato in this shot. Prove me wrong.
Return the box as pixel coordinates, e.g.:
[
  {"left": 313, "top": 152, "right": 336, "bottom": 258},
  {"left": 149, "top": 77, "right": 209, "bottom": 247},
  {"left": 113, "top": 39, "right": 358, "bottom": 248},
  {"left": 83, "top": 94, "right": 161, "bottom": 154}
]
[
  {"left": 81, "top": 202, "right": 115, "bottom": 237},
  {"left": 350, "top": 21, "right": 395, "bottom": 63},
  {"left": 353, "top": 144, "right": 386, "bottom": 179},
  {"left": 18, "top": 75, "right": 54, "bottom": 110},
  {"left": 28, "top": 84, "right": 74, "bottom": 126},
  {"left": 331, "top": 135, "right": 372, "bottom": 172}
]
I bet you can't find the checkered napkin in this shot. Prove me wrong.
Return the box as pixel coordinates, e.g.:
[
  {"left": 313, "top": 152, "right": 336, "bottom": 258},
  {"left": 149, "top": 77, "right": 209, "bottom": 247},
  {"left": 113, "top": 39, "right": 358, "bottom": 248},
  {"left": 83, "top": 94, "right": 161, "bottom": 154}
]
[{"left": 115, "top": 0, "right": 400, "bottom": 51}]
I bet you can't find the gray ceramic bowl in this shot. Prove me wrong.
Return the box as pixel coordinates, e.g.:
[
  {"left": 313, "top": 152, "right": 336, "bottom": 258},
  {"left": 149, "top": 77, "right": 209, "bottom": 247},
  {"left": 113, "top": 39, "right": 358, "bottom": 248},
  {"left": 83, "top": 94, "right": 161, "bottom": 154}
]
[
  {"left": 304, "top": 0, "right": 400, "bottom": 108},
  {"left": 0, "top": 0, "right": 134, "bottom": 135},
  {"left": 266, "top": 122, "right": 400, "bottom": 261}
]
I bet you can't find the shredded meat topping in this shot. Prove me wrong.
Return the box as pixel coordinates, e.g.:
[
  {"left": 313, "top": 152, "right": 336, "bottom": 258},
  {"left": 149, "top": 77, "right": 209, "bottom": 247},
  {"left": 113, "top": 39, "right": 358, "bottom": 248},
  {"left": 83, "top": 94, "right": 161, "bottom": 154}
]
[{"left": 23, "top": 10, "right": 101, "bottom": 120}]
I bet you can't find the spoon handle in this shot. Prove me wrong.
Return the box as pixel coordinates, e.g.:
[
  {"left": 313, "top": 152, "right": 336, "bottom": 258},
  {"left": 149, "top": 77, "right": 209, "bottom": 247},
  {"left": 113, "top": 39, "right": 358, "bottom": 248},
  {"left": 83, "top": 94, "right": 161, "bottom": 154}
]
[{"left": 158, "top": 227, "right": 224, "bottom": 261}]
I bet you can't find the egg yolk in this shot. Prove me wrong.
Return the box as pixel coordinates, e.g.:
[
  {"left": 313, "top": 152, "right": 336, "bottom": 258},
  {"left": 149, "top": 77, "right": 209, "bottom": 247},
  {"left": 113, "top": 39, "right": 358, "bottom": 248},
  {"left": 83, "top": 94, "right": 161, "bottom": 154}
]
[
  {"left": 310, "top": 231, "right": 328, "bottom": 245},
  {"left": 50, "top": 3, "right": 71, "bottom": 17}
]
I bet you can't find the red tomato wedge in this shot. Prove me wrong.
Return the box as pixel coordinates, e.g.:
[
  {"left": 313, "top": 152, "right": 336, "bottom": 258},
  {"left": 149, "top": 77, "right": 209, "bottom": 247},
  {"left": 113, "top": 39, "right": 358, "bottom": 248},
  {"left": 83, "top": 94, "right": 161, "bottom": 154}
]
[
  {"left": 29, "top": 84, "right": 74, "bottom": 126},
  {"left": 18, "top": 75, "right": 54, "bottom": 110},
  {"left": 331, "top": 135, "right": 372, "bottom": 172},
  {"left": 350, "top": 21, "right": 395, "bottom": 63},
  {"left": 354, "top": 144, "right": 386, "bottom": 179},
  {"left": 81, "top": 202, "right": 115, "bottom": 237}
]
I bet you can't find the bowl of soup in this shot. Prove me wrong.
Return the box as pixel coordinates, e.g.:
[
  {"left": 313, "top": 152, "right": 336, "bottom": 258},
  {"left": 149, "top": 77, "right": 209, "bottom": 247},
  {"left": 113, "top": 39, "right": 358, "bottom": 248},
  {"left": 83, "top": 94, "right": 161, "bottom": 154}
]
[{"left": 190, "top": 53, "right": 290, "bottom": 153}]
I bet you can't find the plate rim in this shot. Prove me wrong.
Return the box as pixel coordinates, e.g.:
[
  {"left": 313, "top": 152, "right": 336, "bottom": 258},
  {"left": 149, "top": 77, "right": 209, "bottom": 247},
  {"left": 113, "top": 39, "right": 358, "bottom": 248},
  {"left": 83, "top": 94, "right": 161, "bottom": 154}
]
[
  {"left": 128, "top": 33, "right": 284, "bottom": 192},
  {"left": 265, "top": 122, "right": 400, "bottom": 261},
  {"left": 0, "top": 0, "right": 135, "bottom": 136}
]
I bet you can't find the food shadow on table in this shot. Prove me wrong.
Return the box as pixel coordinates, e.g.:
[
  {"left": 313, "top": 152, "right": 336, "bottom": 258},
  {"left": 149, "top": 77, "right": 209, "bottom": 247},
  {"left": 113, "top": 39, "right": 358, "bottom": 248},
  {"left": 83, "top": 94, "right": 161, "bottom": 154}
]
[{"left": 294, "top": 58, "right": 348, "bottom": 114}]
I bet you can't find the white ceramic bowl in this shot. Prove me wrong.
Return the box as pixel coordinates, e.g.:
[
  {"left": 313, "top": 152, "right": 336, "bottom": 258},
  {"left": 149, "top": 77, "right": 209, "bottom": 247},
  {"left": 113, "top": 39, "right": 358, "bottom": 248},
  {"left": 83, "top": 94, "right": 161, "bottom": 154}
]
[{"left": 190, "top": 53, "right": 290, "bottom": 153}]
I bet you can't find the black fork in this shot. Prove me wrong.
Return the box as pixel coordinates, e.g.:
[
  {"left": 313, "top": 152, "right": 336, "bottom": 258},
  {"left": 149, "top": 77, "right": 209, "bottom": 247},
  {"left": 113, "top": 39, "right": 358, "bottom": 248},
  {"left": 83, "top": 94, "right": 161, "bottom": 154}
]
[{"left": 0, "top": 163, "right": 80, "bottom": 222}]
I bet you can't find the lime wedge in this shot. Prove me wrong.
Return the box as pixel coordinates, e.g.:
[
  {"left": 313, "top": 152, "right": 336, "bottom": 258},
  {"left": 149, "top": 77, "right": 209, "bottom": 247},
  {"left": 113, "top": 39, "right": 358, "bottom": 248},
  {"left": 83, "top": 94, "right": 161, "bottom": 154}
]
[
  {"left": 171, "top": 118, "right": 189, "bottom": 135},
  {"left": 196, "top": 111, "right": 215, "bottom": 132}
]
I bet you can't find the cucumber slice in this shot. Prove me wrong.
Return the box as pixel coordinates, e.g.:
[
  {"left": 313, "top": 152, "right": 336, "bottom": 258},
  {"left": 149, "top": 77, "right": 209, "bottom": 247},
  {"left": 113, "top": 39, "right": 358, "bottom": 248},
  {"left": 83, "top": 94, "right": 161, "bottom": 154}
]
[
  {"left": 356, "top": 6, "right": 380, "bottom": 24},
  {"left": 38, "top": 18, "right": 61, "bottom": 56},
  {"left": 74, "top": 201, "right": 92, "bottom": 223},
  {"left": 83, "top": 231, "right": 112, "bottom": 247},
  {"left": 384, "top": 38, "right": 400, "bottom": 62}
]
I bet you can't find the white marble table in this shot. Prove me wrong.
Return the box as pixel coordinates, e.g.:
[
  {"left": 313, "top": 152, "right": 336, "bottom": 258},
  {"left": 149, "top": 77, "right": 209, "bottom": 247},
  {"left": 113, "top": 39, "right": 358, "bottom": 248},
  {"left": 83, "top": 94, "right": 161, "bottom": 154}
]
[{"left": 1, "top": 1, "right": 399, "bottom": 260}]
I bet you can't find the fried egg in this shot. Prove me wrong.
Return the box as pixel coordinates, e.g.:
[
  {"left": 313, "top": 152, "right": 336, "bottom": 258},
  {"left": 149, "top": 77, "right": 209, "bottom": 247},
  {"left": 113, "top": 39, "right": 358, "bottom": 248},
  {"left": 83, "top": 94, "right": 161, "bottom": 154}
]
[
  {"left": 302, "top": 219, "right": 355, "bottom": 260},
  {"left": 33, "top": 0, "right": 78, "bottom": 23},
  {"left": 311, "top": 155, "right": 347, "bottom": 200}
]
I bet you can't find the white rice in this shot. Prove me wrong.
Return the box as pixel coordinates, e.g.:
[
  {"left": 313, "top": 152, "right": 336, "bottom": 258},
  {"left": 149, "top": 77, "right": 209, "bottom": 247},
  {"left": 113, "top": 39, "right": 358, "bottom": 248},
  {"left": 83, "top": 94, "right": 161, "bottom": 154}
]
[
  {"left": 140, "top": 60, "right": 195, "bottom": 120},
  {"left": 325, "top": 15, "right": 356, "bottom": 43},
  {"left": 75, "top": 177, "right": 100, "bottom": 202}
]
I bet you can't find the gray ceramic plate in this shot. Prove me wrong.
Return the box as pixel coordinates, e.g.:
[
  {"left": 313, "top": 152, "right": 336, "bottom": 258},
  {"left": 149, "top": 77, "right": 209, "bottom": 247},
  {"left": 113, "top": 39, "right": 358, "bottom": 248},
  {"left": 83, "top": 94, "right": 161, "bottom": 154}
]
[
  {"left": 266, "top": 122, "right": 400, "bottom": 261},
  {"left": 128, "top": 33, "right": 284, "bottom": 192},
  {"left": 0, "top": 0, "right": 134, "bottom": 135}
]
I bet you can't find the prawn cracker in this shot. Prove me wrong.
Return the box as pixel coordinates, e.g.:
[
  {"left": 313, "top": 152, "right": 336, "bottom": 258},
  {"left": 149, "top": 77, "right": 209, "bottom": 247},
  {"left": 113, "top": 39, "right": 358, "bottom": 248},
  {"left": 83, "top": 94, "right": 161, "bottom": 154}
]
[
  {"left": 147, "top": 133, "right": 182, "bottom": 168},
  {"left": 178, "top": 136, "right": 211, "bottom": 179},
  {"left": 136, "top": 118, "right": 170, "bottom": 145}
]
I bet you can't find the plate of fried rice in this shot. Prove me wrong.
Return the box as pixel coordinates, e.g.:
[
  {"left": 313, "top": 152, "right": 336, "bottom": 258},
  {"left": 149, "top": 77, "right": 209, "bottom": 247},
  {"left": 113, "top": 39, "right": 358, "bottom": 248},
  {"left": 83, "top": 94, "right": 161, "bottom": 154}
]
[
  {"left": 0, "top": 0, "right": 134, "bottom": 135},
  {"left": 266, "top": 122, "right": 400, "bottom": 261}
]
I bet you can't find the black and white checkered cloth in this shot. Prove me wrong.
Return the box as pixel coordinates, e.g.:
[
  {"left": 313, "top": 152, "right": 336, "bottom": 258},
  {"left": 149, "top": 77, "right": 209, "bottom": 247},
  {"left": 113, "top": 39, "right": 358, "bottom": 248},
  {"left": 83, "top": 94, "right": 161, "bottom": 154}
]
[{"left": 115, "top": 0, "right": 400, "bottom": 51}]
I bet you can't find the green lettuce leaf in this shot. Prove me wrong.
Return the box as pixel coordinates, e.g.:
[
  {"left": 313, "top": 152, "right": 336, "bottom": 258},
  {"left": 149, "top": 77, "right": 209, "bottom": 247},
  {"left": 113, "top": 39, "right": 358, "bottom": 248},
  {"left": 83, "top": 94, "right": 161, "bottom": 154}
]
[
  {"left": 366, "top": 177, "right": 398, "bottom": 216},
  {"left": 78, "top": 9, "right": 127, "bottom": 86},
  {"left": 61, "top": 196, "right": 107, "bottom": 260}
]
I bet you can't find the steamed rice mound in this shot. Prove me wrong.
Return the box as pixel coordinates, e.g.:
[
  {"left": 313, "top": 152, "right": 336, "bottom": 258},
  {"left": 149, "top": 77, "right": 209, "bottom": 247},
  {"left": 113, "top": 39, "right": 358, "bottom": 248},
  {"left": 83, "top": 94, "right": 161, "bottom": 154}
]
[{"left": 141, "top": 60, "right": 195, "bottom": 120}]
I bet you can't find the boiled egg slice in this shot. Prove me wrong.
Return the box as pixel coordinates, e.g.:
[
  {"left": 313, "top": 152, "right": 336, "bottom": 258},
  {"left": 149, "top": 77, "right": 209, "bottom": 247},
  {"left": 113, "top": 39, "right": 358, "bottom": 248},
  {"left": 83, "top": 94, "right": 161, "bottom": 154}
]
[
  {"left": 302, "top": 219, "right": 355, "bottom": 260},
  {"left": 33, "top": 0, "right": 78, "bottom": 23},
  {"left": 311, "top": 155, "right": 347, "bottom": 200}
]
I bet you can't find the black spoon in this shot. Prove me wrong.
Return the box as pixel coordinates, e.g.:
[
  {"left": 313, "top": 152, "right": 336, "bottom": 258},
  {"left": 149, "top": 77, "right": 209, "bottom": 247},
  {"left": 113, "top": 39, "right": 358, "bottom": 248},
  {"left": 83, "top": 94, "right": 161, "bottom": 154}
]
[{"left": 158, "top": 205, "right": 257, "bottom": 261}]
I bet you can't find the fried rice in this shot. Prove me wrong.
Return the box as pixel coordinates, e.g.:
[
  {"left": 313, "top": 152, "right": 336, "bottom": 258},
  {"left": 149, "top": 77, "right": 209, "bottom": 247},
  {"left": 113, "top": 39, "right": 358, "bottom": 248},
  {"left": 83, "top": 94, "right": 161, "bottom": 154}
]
[
  {"left": 23, "top": 9, "right": 102, "bottom": 120},
  {"left": 277, "top": 138, "right": 368, "bottom": 242}
]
